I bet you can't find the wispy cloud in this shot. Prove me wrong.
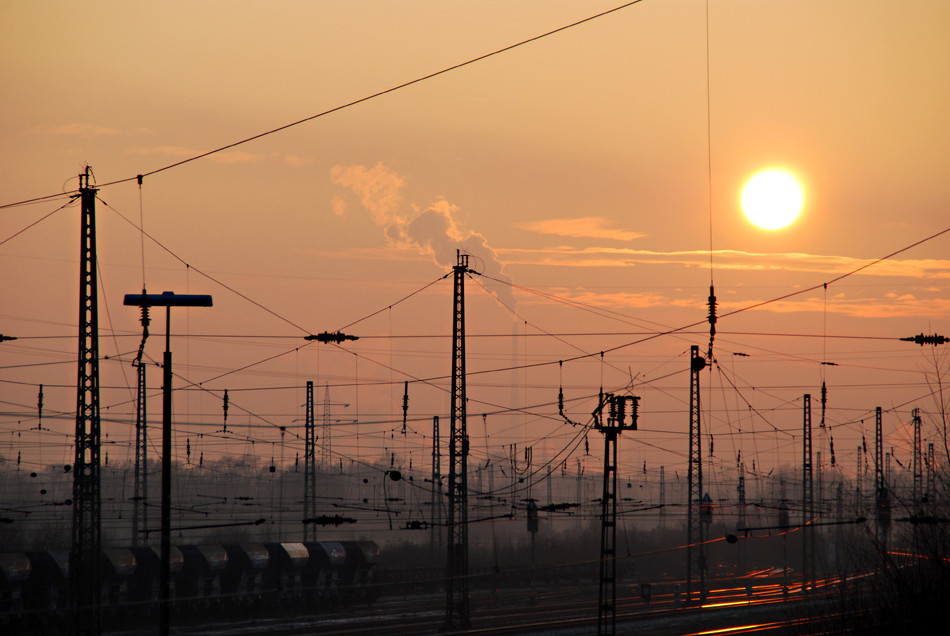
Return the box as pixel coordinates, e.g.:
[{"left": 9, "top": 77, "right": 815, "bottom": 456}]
[
  {"left": 126, "top": 145, "right": 200, "bottom": 158},
  {"left": 537, "top": 286, "right": 950, "bottom": 319},
  {"left": 283, "top": 155, "right": 314, "bottom": 168},
  {"left": 126, "top": 146, "right": 278, "bottom": 164},
  {"left": 213, "top": 150, "right": 278, "bottom": 164},
  {"left": 32, "top": 123, "right": 121, "bottom": 139},
  {"left": 496, "top": 246, "right": 950, "bottom": 280},
  {"left": 518, "top": 216, "right": 646, "bottom": 241}
]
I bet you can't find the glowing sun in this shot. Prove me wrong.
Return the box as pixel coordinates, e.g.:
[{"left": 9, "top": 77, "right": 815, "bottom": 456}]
[{"left": 741, "top": 169, "right": 804, "bottom": 230}]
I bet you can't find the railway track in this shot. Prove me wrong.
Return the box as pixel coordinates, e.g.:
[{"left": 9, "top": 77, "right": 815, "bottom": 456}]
[{"left": 154, "top": 574, "right": 866, "bottom": 636}]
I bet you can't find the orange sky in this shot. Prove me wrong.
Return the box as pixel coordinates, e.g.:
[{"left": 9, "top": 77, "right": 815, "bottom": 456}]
[{"left": 2, "top": 1, "right": 950, "bottom": 490}]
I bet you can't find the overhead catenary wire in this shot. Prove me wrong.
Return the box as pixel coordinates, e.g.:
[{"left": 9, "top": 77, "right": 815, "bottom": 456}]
[
  {"left": 0, "top": 198, "right": 76, "bottom": 248},
  {"left": 98, "top": 195, "right": 311, "bottom": 334},
  {"left": 0, "top": 1, "right": 649, "bottom": 208},
  {"left": 6, "top": 192, "right": 947, "bottom": 403}
]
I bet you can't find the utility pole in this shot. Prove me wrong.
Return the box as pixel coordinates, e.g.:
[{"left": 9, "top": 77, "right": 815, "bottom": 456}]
[
  {"left": 547, "top": 465, "right": 553, "bottom": 506},
  {"left": 835, "top": 482, "right": 844, "bottom": 578},
  {"left": 131, "top": 293, "right": 152, "bottom": 548},
  {"left": 912, "top": 408, "right": 922, "bottom": 512},
  {"left": 321, "top": 384, "right": 332, "bottom": 468},
  {"left": 444, "top": 251, "right": 473, "bottom": 630},
  {"left": 855, "top": 446, "right": 863, "bottom": 516},
  {"left": 802, "top": 394, "right": 814, "bottom": 593},
  {"left": 124, "top": 291, "right": 212, "bottom": 636},
  {"left": 686, "top": 345, "right": 706, "bottom": 603},
  {"left": 72, "top": 166, "right": 102, "bottom": 636},
  {"left": 737, "top": 462, "right": 747, "bottom": 575},
  {"left": 927, "top": 442, "right": 935, "bottom": 511},
  {"left": 874, "top": 407, "right": 890, "bottom": 556},
  {"left": 304, "top": 381, "right": 316, "bottom": 542},
  {"left": 779, "top": 478, "right": 789, "bottom": 595},
  {"left": 595, "top": 393, "right": 638, "bottom": 636},
  {"left": 132, "top": 361, "right": 148, "bottom": 546},
  {"left": 431, "top": 415, "right": 442, "bottom": 550},
  {"left": 659, "top": 465, "right": 666, "bottom": 529}
]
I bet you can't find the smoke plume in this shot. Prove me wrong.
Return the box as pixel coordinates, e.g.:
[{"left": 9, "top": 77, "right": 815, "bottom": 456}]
[{"left": 331, "top": 162, "right": 515, "bottom": 309}]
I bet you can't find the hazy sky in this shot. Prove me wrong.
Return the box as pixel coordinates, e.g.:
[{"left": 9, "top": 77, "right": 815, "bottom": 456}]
[{"left": 2, "top": 1, "right": 949, "bottom": 491}]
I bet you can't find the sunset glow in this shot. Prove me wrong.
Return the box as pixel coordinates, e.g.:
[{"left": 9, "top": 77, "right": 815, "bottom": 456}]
[
  {"left": 741, "top": 169, "right": 804, "bottom": 230},
  {"left": 0, "top": 5, "right": 948, "bottom": 632}
]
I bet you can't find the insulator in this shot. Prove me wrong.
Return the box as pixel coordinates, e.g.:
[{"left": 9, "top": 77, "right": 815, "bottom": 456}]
[
  {"left": 306, "top": 330, "right": 359, "bottom": 343},
  {"left": 402, "top": 381, "right": 409, "bottom": 435},
  {"left": 901, "top": 333, "right": 948, "bottom": 346}
]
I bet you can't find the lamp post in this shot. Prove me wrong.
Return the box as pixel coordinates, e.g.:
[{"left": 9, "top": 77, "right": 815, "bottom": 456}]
[{"left": 124, "top": 291, "right": 212, "bottom": 636}]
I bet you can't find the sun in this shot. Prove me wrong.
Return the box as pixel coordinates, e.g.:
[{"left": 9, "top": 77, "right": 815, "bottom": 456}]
[{"left": 741, "top": 169, "right": 804, "bottom": 230}]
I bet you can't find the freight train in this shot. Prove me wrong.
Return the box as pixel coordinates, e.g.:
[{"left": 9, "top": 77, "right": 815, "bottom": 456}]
[{"left": 0, "top": 540, "right": 379, "bottom": 630}]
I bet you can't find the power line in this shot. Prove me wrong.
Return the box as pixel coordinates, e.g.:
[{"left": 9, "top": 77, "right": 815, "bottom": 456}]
[
  {"left": 0, "top": 1, "right": 647, "bottom": 208},
  {"left": 98, "top": 195, "right": 310, "bottom": 334},
  {"left": 0, "top": 198, "right": 76, "bottom": 247},
  {"left": 0, "top": 192, "right": 75, "bottom": 211}
]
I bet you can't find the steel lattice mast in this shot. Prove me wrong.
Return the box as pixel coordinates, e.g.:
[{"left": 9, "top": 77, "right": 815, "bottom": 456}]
[
  {"left": 132, "top": 361, "right": 148, "bottom": 546},
  {"left": 431, "top": 415, "right": 442, "bottom": 550},
  {"left": 686, "top": 345, "right": 706, "bottom": 603},
  {"left": 802, "top": 394, "right": 814, "bottom": 593},
  {"left": 444, "top": 251, "right": 471, "bottom": 630},
  {"left": 321, "top": 383, "right": 332, "bottom": 468},
  {"left": 596, "top": 393, "right": 638, "bottom": 635},
  {"left": 927, "top": 442, "right": 935, "bottom": 509},
  {"left": 875, "top": 406, "right": 890, "bottom": 551},
  {"left": 71, "top": 166, "right": 102, "bottom": 636},
  {"left": 304, "top": 380, "right": 316, "bottom": 541},
  {"left": 912, "top": 408, "right": 922, "bottom": 511}
]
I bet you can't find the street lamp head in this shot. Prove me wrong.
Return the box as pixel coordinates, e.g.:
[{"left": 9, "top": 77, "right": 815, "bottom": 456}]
[{"left": 124, "top": 291, "right": 213, "bottom": 307}]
